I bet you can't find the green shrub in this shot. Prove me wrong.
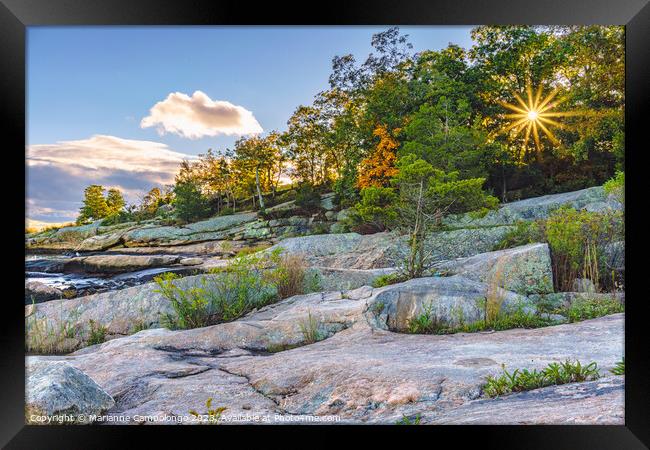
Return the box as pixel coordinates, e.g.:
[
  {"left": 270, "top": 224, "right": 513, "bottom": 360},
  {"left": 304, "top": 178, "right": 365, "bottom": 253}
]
[
  {"left": 155, "top": 248, "right": 316, "bottom": 330},
  {"left": 351, "top": 186, "right": 398, "bottom": 232},
  {"left": 396, "top": 414, "right": 421, "bottom": 425},
  {"left": 494, "top": 220, "right": 545, "bottom": 250},
  {"left": 86, "top": 320, "right": 107, "bottom": 346},
  {"left": 155, "top": 273, "right": 214, "bottom": 330},
  {"left": 603, "top": 170, "right": 624, "bottom": 205},
  {"left": 173, "top": 181, "right": 212, "bottom": 223},
  {"left": 371, "top": 273, "right": 405, "bottom": 288},
  {"left": 483, "top": 360, "right": 600, "bottom": 398},
  {"left": 428, "top": 176, "right": 499, "bottom": 215},
  {"left": 545, "top": 206, "right": 623, "bottom": 291},
  {"left": 294, "top": 183, "right": 321, "bottom": 212},
  {"left": 299, "top": 310, "right": 323, "bottom": 344},
  {"left": 563, "top": 296, "right": 624, "bottom": 323}
]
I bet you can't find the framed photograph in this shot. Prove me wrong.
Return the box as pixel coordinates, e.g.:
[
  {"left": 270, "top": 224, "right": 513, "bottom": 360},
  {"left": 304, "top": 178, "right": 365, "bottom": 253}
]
[{"left": 2, "top": 0, "right": 648, "bottom": 446}]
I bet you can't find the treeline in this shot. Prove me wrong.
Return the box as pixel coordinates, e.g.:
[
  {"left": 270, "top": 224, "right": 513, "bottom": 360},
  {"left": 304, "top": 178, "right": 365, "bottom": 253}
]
[{"left": 76, "top": 25, "right": 624, "bottom": 226}]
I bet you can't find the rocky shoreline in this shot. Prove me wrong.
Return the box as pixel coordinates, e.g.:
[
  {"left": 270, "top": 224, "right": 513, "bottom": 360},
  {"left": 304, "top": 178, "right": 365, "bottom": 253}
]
[{"left": 24, "top": 186, "right": 626, "bottom": 424}]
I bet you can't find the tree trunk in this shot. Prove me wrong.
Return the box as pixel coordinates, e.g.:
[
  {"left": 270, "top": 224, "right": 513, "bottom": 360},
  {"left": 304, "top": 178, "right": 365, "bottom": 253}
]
[{"left": 255, "top": 166, "right": 265, "bottom": 210}]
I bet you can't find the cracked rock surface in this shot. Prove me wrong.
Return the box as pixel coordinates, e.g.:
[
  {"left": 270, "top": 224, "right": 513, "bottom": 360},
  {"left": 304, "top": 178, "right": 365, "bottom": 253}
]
[{"left": 27, "top": 288, "right": 624, "bottom": 424}]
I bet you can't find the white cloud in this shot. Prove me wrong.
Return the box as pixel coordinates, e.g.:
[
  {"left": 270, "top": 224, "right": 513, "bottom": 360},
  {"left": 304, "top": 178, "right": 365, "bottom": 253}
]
[
  {"left": 140, "top": 90, "right": 263, "bottom": 139},
  {"left": 26, "top": 135, "right": 195, "bottom": 223}
]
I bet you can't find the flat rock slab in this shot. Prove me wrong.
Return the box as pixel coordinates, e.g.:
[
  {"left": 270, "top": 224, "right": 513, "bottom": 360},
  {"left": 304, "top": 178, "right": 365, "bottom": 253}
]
[
  {"left": 220, "top": 314, "right": 624, "bottom": 423},
  {"left": 28, "top": 313, "right": 624, "bottom": 424},
  {"left": 426, "top": 376, "right": 623, "bottom": 424}
]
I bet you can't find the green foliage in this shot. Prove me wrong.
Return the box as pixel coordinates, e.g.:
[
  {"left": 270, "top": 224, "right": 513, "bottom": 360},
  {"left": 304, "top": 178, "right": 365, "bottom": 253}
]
[
  {"left": 350, "top": 186, "right": 398, "bottom": 232},
  {"left": 407, "top": 302, "right": 440, "bottom": 334},
  {"left": 603, "top": 170, "right": 624, "bottom": 205},
  {"left": 155, "top": 248, "right": 316, "bottom": 330},
  {"left": 610, "top": 357, "right": 625, "bottom": 375},
  {"left": 563, "top": 297, "right": 624, "bottom": 323},
  {"left": 545, "top": 206, "right": 622, "bottom": 291},
  {"left": 396, "top": 414, "right": 421, "bottom": 425},
  {"left": 155, "top": 273, "right": 215, "bottom": 330},
  {"left": 173, "top": 181, "right": 212, "bottom": 223},
  {"left": 494, "top": 220, "right": 545, "bottom": 250},
  {"left": 86, "top": 319, "right": 107, "bottom": 346},
  {"left": 371, "top": 273, "right": 405, "bottom": 288},
  {"left": 105, "top": 188, "right": 126, "bottom": 215},
  {"left": 76, "top": 185, "right": 111, "bottom": 224},
  {"left": 483, "top": 360, "right": 600, "bottom": 398},
  {"left": 294, "top": 183, "right": 322, "bottom": 212},
  {"left": 299, "top": 310, "right": 323, "bottom": 344}
]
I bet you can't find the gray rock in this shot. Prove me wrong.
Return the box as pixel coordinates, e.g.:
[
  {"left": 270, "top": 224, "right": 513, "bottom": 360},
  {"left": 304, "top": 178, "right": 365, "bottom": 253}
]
[
  {"left": 62, "top": 254, "right": 182, "bottom": 274},
  {"left": 369, "top": 276, "right": 534, "bottom": 332},
  {"left": 435, "top": 243, "right": 554, "bottom": 295},
  {"left": 25, "top": 281, "right": 67, "bottom": 305},
  {"left": 320, "top": 192, "right": 336, "bottom": 211},
  {"left": 27, "top": 295, "right": 624, "bottom": 424},
  {"left": 443, "top": 186, "right": 621, "bottom": 229},
  {"left": 26, "top": 358, "right": 114, "bottom": 424},
  {"left": 310, "top": 267, "right": 397, "bottom": 292},
  {"left": 268, "top": 228, "right": 516, "bottom": 270},
  {"left": 427, "top": 376, "right": 623, "bottom": 424},
  {"left": 336, "top": 208, "right": 352, "bottom": 222},
  {"left": 179, "top": 257, "right": 204, "bottom": 266},
  {"left": 325, "top": 211, "right": 336, "bottom": 221}
]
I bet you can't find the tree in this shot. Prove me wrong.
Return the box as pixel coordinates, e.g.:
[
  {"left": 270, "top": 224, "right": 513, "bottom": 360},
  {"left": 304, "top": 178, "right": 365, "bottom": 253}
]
[
  {"left": 357, "top": 125, "right": 400, "bottom": 188},
  {"left": 234, "top": 132, "right": 284, "bottom": 211},
  {"left": 76, "top": 185, "right": 109, "bottom": 224},
  {"left": 391, "top": 155, "right": 498, "bottom": 278},
  {"left": 285, "top": 105, "right": 330, "bottom": 186},
  {"left": 173, "top": 180, "right": 211, "bottom": 223},
  {"left": 106, "top": 188, "right": 125, "bottom": 215},
  {"left": 401, "top": 100, "right": 492, "bottom": 179}
]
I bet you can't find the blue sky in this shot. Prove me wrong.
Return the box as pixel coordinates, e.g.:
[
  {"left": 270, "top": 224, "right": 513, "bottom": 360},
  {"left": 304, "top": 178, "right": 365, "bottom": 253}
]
[{"left": 26, "top": 26, "right": 474, "bottom": 224}]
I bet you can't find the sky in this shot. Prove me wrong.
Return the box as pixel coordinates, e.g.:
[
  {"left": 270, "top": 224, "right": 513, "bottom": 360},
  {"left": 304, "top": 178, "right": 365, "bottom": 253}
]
[{"left": 26, "top": 26, "right": 475, "bottom": 225}]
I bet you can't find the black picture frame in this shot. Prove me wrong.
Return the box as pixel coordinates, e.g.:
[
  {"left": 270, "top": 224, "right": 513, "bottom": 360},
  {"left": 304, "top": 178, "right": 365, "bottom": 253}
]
[{"left": 2, "top": 0, "right": 648, "bottom": 447}]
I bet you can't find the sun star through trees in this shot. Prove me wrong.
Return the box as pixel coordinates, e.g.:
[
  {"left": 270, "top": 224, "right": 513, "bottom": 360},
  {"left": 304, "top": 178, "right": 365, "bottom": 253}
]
[{"left": 498, "top": 84, "right": 581, "bottom": 160}]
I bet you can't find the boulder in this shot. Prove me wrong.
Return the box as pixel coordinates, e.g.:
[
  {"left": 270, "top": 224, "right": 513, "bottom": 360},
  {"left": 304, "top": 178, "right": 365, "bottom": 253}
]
[
  {"left": 435, "top": 243, "right": 554, "bottom": 295},
  {"left": 62, "top": 254, "right": 182, "bottom": 274},
  {"left": 443, "top": 186, "right": 621, "bottom": 229},
  {"left": 320, "top": 192, "right": 336, "bottom": 211},
  {"left": 106, "top": 239, "right": 257, "bottom": 256},
  {"left": 310, "top": 267, "right": 397, "bottom": 292},
  {"left": 369, "top": 276, "right": 534, "bottom": 332},
  {"left": 25, "top": 281, "right": 67, "bottom": 305},
  {"left": 179, "top": 257, "right": 204, "bottom": 266},
  {"left": 26, "top": 358, "right": 114, "bottom": 424},
  {"left": 268, "top": 228, "right": 516, "bottom": 270}
]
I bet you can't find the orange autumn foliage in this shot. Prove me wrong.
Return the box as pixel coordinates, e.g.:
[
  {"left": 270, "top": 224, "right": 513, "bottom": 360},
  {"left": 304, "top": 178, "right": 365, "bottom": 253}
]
[{"left": 357, "top": 125, "right": 400, "bottom": 188}]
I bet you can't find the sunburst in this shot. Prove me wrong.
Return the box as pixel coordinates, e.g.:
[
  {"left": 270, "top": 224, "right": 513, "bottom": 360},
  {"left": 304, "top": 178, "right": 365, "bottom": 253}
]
[{"left": 498, "top": 85, "right": 580, "bottom": 158}]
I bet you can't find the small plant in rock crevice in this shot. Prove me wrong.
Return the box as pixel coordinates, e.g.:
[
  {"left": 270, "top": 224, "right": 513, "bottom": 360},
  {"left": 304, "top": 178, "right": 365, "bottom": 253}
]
[
  {"left": 482, "top": 360, "right": 600, "bottom": 398},
  {"left": 86, "top": 319, "right": 108, "bottom": 346},
  {"left": 610, "top": 357, "right": 625, "bottom": 375},
  {"left": 189, "top": 397, "right": 227, "bottom": 425},
  {"left": 396, "top": 414, "right": 421, "bottom": 425},
  {"left": 299, "top": 310, "right": 324, "bottom": 344}
]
